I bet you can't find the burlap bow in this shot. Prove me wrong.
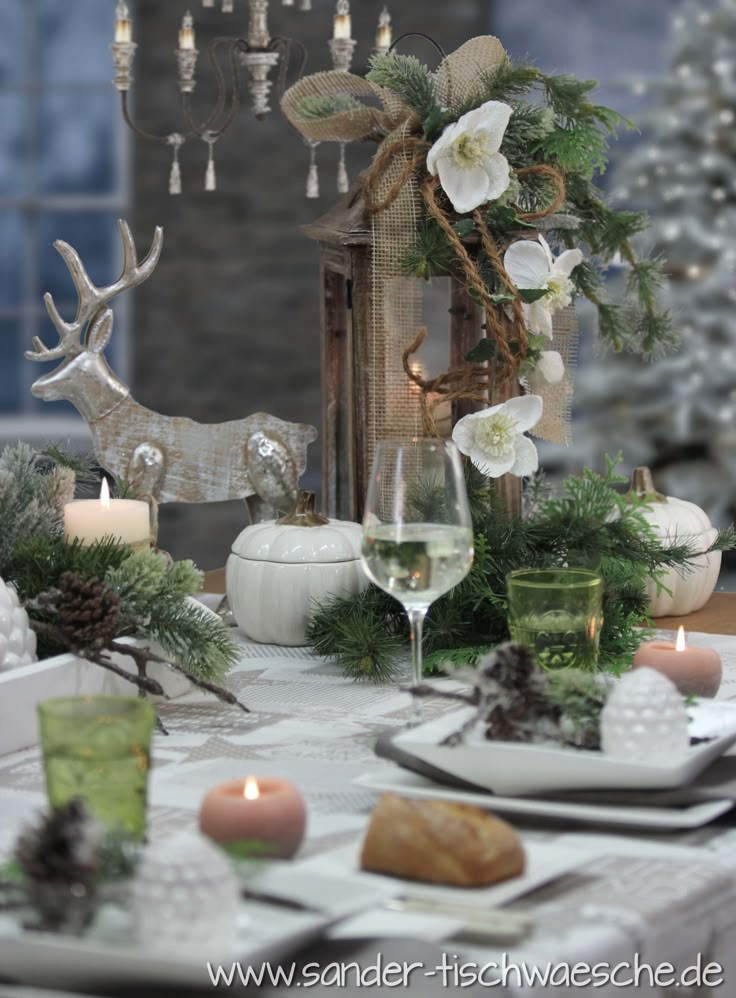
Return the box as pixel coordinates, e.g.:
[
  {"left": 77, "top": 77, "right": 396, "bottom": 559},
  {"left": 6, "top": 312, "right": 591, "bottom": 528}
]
[{"left": 282, "top": 37, "right": 576, "bottom": 455}]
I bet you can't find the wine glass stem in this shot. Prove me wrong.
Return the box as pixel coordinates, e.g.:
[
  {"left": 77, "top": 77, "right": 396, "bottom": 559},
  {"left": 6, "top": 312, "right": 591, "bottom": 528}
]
[{"left": 407, "top": 606, "right": 428, "bottom": 722}]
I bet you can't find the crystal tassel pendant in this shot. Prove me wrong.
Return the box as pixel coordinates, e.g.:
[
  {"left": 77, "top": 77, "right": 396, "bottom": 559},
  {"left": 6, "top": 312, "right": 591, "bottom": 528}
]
[
  {"left": 306, "top": 141, "right": 320, "bottom": 199},
  {"left": 169, "top": 159, "right": 182, "bottom": 195},
  {"left": 337, "top": 142, "right": 349, "bottom": 194},
  {"left": 203, "top": 134, "right": 217, "bottom": 192},
  {"left": 167, "top": 134, "right": 184, "bottom": 195},
  {"left": 205, "top": 156, "right": 216, "bottom": 191}
]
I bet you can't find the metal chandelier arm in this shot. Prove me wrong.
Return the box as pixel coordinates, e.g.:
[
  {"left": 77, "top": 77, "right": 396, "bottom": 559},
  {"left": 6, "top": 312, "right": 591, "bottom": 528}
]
[
  {"left": 182, "top": 37, "right": 244, "bottom": 139},
  {"left": 120, "top": 92, "right": 174, "bottom": 144}
]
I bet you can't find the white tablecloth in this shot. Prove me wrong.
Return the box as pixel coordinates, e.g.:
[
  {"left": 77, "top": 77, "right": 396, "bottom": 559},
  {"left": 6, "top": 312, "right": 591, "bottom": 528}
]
[{"left": 2, "top": 624, "right": 736, "bottom": 996}]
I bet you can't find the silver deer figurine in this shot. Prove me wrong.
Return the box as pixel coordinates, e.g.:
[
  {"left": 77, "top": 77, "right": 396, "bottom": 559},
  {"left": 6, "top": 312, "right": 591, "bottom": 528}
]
[{"left": 26, "top": 219, "right": 317, "bottom": 508}]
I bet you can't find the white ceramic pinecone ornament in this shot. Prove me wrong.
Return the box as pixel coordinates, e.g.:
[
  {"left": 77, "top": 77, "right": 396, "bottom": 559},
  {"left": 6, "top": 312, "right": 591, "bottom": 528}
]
[
  {"left": 600, "top": 667, "right": 690, "bottom": 762},
  {"left": 0, "top": 577, "right": 37, "bottom": 672},
  {"left": 131, "top": 834, "right": 241, "bottom": 955}
]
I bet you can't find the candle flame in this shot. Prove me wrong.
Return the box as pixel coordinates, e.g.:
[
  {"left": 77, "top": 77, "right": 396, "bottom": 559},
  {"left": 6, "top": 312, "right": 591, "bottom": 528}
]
[
  {"left": 100, "top": 478, "right": 111, "bottom": 511},
  {"left": 243, "top": 776, "right": 260, "bottom": 800},
  {"left": 676, "top": 625, "right": 686, "bottom": 652}
]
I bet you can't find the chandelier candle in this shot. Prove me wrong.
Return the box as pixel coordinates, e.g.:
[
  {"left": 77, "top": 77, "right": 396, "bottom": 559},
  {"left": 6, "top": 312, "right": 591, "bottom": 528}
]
[
  {"left": 632, "top": 626, "right": 722, "bottom": 698},
  {"left": 199, "top": 777, "right": 307, "bottom": 859},
  {"left": 333, "top": 0, "right": 351, "bottom": 39},
  {"left": 179, "top": 12, "right": 196, "bottom": 50},
  {"left": 64, "top": 478, "right": 150, "bottom": 551},
  {"left": 114, "top": 2, "right": 132, "bottom": 43},
  {"left": 330, "top": 0, "right": 355, "bottom": 72},
  {"left": 375, "top": 6, "right": 392, "bottom": 54}
]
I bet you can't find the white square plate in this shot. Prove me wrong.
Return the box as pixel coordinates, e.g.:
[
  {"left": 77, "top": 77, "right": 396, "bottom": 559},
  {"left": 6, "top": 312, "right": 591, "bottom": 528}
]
[
  {"left": 355, "top": 768, "right": 734, "bottom": 830},
  {"left": 393, "top": 700, "right": 736, "bottom": 796},
  {"left": 299, "top": 837, "right": 581, "bottom": 910}
]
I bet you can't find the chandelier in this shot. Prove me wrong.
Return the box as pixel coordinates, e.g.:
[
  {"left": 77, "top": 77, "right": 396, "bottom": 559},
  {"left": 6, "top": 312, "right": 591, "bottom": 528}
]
[{"left": 111, "top": 0, "right": 393, "bottom": 195}]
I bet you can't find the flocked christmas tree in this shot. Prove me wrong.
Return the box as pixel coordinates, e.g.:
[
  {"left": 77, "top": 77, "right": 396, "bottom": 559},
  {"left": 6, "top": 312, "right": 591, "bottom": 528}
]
[{"left": 576, "top": 0, "right": 736, "bottom": 525}]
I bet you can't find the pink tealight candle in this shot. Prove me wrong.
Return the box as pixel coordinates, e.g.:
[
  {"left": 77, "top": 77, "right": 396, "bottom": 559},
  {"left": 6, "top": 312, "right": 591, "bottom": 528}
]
[
  {"left": 199, "top": 776, "right": 306, "bottom": 859},
  {"left": 633, "top": 626, "right": 722, "bottom": 698}
]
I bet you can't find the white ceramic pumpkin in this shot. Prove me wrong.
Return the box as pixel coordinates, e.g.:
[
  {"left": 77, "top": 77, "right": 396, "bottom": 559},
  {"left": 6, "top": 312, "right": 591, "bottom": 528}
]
[
  {"left": 632, "top": 468, "right": 721, "bottom": 618},
  {"left": 226, "top": 492, "right": 369, "bottom": 646}
]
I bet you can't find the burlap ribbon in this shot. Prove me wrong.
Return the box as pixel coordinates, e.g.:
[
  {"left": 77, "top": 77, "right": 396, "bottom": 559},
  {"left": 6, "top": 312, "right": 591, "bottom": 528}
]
[{"left": 282, "top": 37, "right": 576, "bottom": 456}]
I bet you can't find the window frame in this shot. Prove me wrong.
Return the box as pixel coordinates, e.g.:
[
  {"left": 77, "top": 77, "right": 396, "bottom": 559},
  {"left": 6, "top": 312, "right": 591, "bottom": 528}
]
[{"left": 0, "top": 0, "right": 131, "bottom": 445}]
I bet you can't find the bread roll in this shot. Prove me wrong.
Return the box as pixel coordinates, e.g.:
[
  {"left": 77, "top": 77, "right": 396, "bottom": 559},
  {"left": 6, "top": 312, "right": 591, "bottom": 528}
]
[{"left": 360, "top": 793, "right": 525, "bottom": 887}]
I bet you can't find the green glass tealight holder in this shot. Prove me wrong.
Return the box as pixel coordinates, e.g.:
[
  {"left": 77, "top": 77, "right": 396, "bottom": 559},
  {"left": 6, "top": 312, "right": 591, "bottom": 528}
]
[
  {"left": 37, "top": 695, "right": 156, "bottom": 840},
  {"left": 506, "top": 568, "right": 604, "bottom": 671}
]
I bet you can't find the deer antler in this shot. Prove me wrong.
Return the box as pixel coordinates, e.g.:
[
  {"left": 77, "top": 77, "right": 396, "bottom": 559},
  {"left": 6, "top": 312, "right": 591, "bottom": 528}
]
[{"left": 26, "top": 219, "right": 164, "bottom": 363}]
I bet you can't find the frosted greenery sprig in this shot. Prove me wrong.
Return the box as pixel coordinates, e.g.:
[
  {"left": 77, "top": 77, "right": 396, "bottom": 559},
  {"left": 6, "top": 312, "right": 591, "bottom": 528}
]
[{"left": 0, "top": 443, "right": 72, "bottom": 578}]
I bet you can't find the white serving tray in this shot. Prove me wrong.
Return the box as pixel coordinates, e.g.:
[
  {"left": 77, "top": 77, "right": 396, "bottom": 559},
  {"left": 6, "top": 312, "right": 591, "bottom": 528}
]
[
  {"left": 0, "top": 641, "right": 192, "bottom": 757},
  {"left": 0, "top": 867, "right": 391, "bottom": 992},
  {"left": 0, "top": 596, "right": 231, "bottom": 756},
  {"left": 355, "top": 769, "right": 734, "bottom": 831},
  {"left": 392, "top": 701, "right": 736, "bottom": 796}
]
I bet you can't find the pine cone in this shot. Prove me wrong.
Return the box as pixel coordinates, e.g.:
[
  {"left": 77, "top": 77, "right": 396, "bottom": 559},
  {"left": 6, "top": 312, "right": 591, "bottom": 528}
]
[
  {"left": 56, "top": 571, "right": 120, "bottom": 652},
  {"left": 15, "top": 799, "right": 99, "bottom": 886},
  {"left": 15, "top": 799, "right": 100, "bottom": 933}
]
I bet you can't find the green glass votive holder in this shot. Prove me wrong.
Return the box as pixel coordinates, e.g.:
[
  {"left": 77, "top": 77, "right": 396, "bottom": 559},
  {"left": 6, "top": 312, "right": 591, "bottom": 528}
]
[
  {"left": 506, "top": 568, "right": 604, "bottom": 671},
  {"left": 38, "top": 695, "right": 156, "bottom": 840}
]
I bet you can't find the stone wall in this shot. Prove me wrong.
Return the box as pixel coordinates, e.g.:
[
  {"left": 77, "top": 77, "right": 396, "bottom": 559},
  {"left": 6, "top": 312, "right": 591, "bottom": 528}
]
[{"left": 131, "top": 0, "right": 485, "bottom": 568}]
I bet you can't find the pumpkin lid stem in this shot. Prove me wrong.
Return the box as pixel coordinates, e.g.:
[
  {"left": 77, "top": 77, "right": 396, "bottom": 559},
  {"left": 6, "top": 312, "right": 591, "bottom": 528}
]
[
  {"left": 629, "top": 466, "right": 667, "bottom": 503},
  {"left": 275, "top": 490, "right": 330, "bottom": 527}
]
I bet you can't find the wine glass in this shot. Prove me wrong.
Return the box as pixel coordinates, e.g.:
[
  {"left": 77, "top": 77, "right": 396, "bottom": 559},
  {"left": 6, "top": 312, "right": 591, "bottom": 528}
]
[{"left": 361, "top": 438, "right": 474, "bottom": 715}]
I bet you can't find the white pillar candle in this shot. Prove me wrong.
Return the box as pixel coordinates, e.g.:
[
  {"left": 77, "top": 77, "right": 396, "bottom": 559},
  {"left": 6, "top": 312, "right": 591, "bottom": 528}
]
[{"left": 64, "top": 479, "right": 150, "bottom": 548}]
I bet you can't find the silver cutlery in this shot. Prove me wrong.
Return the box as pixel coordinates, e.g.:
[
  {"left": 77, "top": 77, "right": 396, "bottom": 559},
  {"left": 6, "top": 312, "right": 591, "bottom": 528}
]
[{"left": 383, "top": 897, "right": 533, "bottom": 942}]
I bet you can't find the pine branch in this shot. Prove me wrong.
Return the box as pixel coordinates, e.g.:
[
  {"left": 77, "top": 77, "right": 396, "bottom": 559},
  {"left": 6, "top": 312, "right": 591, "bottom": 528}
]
[
  {"left": 458, "top": 61, "right": 541, "bottom": 114},
  {"left": 306, "top": 587, "right": 405, "bottom": 682},
  {"left": 8, "top": 535, "right": 131, "bottom": 605},
  {"left": 401, "top": 219, "right": 456, "bottom": 280},
  {"left": 367, "top": 52, "right": 441, "bottom": 134},
  {"left": 142, "top": 600, "right": 239, "bottom": 685},
  {"left": 501, "top": 104, "right": 555, "bottom": 164},
  {"left": 39, "top": 444, "right": 97, "bottom": 485},
  {"left": 297, "top": 94, "right": 364, "bottom": 120},
  {"left": 308, "top": 456, "right": 732, "bottom": 682},
  {"left": 126, "top": 643, "right": 249, "bottom": 715},
  {"left": 710, "top": 526, "right": 736, "bottom": 552}
]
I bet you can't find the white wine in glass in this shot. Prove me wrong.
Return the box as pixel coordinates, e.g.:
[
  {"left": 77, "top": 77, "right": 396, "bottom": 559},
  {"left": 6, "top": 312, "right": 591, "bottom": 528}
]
[{"left": 361, "top": 438, "right": 474, "bottom": 716}]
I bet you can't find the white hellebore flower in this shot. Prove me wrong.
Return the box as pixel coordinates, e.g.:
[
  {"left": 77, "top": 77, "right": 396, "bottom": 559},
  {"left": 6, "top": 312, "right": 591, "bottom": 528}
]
[
  {"left": 504, "top": 235, "right": 583, "bottom": 339},
  {"left": 427, "top": 101, "right": 513, "bottom": 215},
  {"left": 452, "top": 394, "right": 542, "bottom": 479}
]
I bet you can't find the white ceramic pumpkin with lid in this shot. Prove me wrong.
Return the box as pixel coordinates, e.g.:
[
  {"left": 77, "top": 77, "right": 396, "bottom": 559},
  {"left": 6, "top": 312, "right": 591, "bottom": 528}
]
[
  {"left": 226, "top": 491, "right": 368, "bottom": 645},
  {"left": 632, "top": 467, "right": 721, "bottom": 617}
]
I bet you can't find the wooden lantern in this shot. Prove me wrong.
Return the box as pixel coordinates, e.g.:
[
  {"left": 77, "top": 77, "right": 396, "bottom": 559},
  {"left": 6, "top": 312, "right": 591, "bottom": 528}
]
[{"left": 303, "top": 194, "right": 521, "bottom": 522}]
